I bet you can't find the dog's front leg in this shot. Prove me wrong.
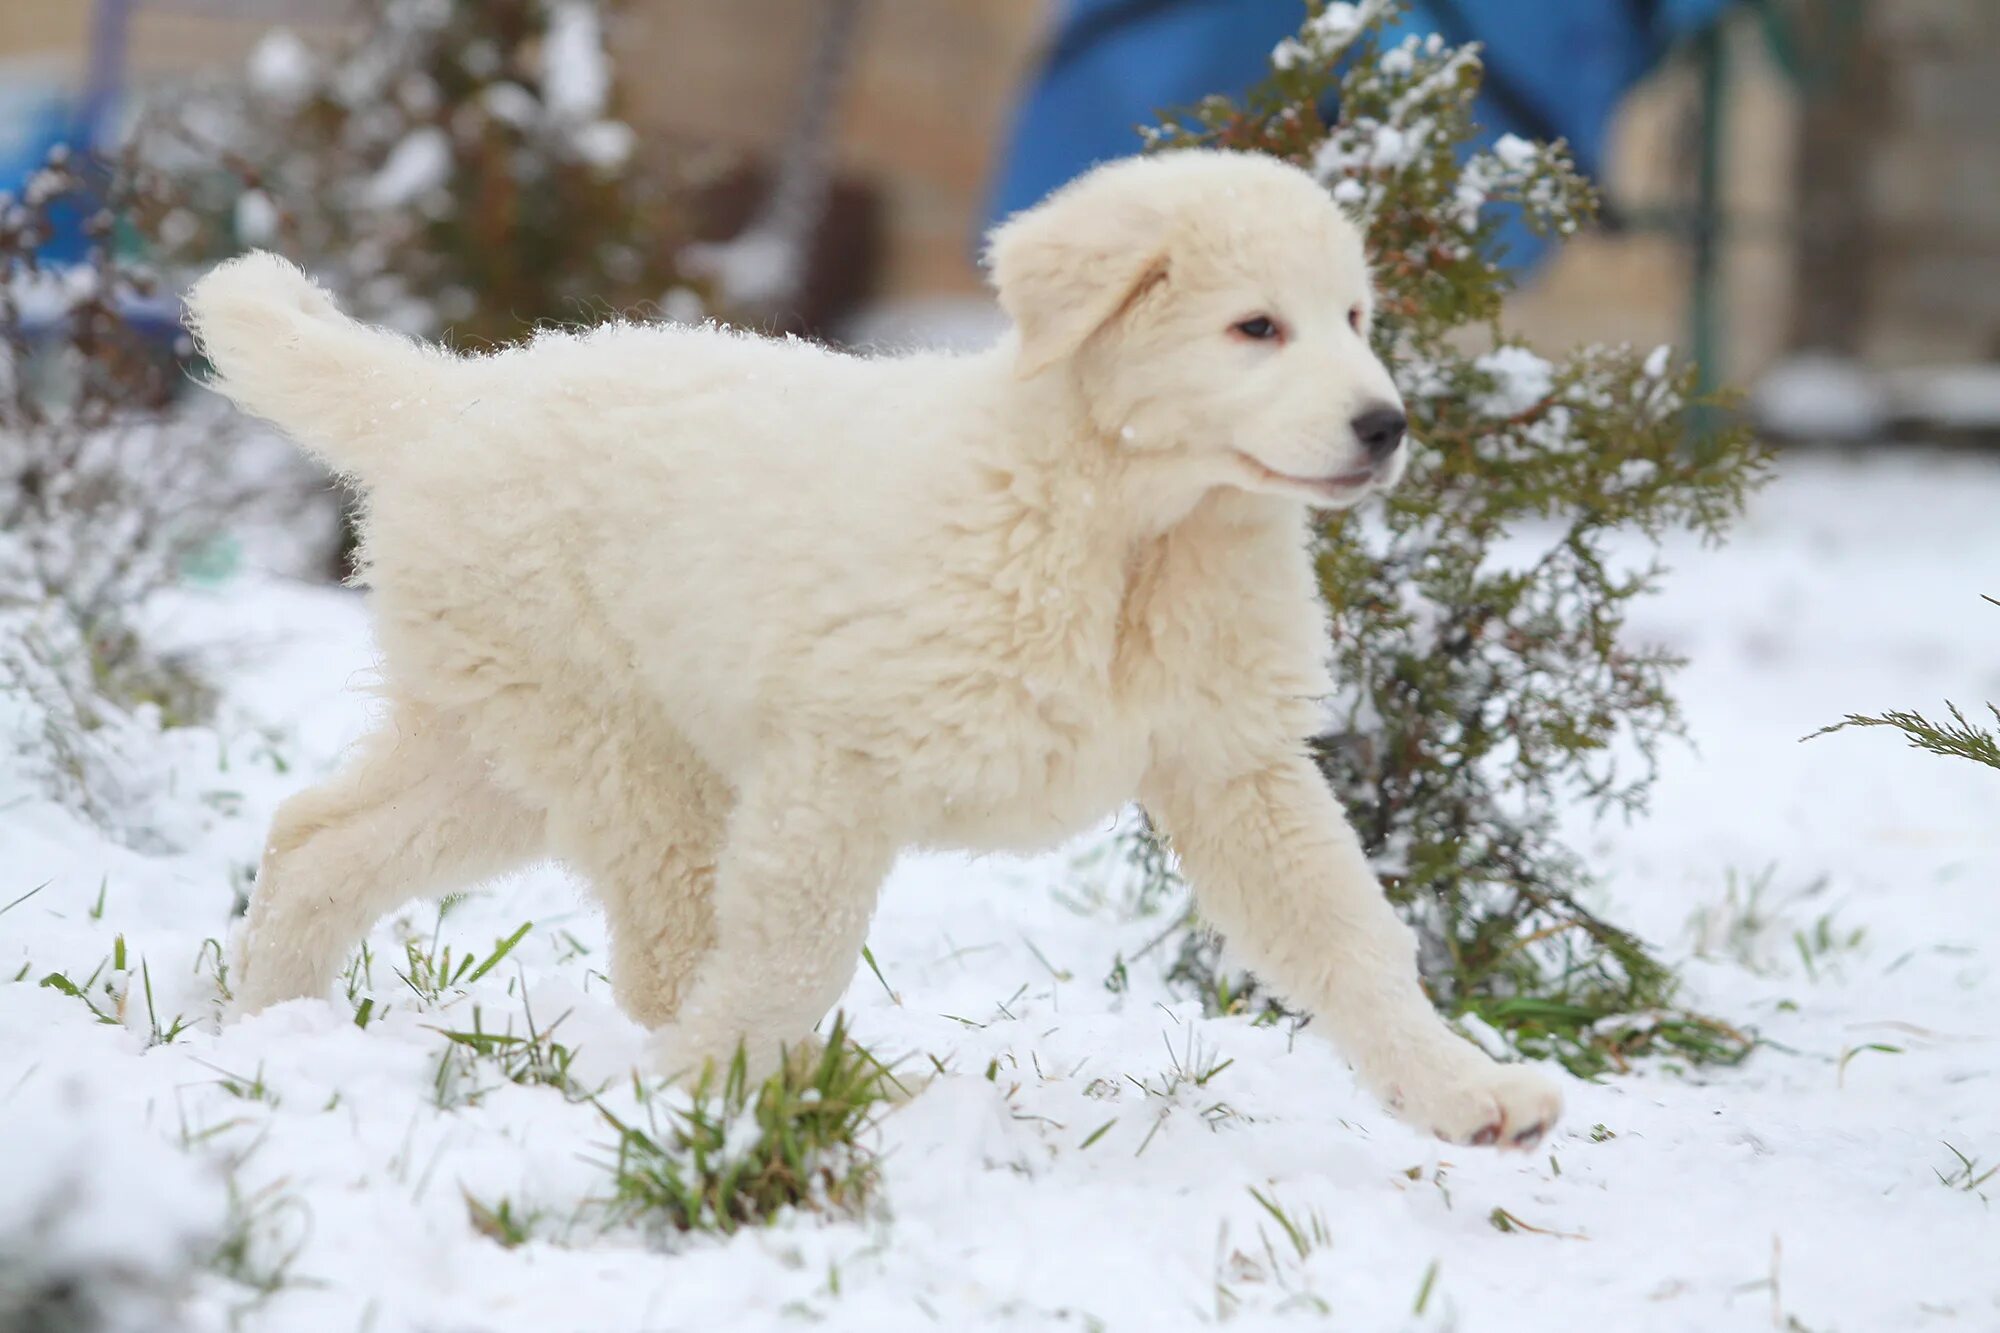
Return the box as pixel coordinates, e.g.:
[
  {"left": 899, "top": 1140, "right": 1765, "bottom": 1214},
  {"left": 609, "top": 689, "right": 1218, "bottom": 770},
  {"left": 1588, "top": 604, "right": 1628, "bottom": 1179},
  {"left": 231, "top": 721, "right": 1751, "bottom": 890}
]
[
  {"left": 1142, "top": 751, "right": 1560, "bottom": 1147},
  {"left": 645, "top": 756, "right": 894, "bottom": 1083}
]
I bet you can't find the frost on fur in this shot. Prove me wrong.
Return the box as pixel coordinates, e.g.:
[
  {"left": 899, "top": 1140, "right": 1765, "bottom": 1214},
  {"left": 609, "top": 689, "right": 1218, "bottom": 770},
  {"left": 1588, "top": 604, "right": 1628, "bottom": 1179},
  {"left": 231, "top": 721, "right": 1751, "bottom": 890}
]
[{"left": 1140, "top": 0, "right": 1771, "bottom": 1075}]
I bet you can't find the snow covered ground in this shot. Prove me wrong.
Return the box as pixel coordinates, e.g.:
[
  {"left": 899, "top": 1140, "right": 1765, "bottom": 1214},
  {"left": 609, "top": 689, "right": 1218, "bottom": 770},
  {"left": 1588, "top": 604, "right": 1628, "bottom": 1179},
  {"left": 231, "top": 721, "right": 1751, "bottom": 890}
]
[{"left": 3, "top": 448, "right": 1996, "bottom": 1332}]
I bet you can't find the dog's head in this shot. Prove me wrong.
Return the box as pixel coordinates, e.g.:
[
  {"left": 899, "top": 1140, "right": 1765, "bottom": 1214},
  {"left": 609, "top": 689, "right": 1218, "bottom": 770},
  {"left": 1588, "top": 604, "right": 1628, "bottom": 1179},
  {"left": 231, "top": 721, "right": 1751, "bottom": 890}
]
[{"left": 987, "top": 150, "right": 1406, "bottom": 508}]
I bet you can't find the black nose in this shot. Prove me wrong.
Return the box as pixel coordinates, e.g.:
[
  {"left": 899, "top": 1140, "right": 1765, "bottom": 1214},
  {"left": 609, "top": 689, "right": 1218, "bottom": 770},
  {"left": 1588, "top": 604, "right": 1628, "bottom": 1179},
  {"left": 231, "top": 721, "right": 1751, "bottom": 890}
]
[{"left": 1352, "top": 405, "right": 1407, "bottom": 462}]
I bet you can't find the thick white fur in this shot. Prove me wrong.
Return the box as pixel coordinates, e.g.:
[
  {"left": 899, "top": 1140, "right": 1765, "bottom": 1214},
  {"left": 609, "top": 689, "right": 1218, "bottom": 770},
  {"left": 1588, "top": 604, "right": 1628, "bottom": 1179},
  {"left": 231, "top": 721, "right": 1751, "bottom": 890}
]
[{"left": 187, "top": 150, "right": 1558, "bottom": 1148}]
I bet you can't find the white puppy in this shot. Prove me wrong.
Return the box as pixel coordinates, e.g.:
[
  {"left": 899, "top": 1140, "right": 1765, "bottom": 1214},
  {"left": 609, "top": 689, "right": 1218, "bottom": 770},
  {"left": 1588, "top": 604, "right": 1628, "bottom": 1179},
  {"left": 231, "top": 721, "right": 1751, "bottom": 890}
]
[{"left": 187, "top": 149, "right": 1558, "bottom": 1148}]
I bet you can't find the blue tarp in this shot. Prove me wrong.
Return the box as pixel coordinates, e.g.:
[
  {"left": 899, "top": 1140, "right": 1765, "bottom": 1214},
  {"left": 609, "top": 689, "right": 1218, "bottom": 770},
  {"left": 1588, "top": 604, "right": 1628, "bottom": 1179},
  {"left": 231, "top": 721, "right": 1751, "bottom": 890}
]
[
  {"left": 1, "top": 94, "right": 100, "bottom": 265},
  {"left": 988, "top": 0, "right": 1740, "bottom": 266}
]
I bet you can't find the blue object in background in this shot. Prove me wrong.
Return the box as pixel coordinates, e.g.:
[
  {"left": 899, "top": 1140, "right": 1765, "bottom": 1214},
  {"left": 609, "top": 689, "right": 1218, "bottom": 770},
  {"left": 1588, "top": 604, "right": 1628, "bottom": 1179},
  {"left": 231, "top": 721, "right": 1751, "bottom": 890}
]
[
  {"left": 988, "top": 0, "right": 1740, "bottom": 268},
  {"left": 3, "top": 0, "right": 135, "bottom": 264},
  {"left": 1, "top": 0, "right": 182, "bottom": 349},
  {"left": 0, "top": 95, "right": 96, "bottom": 263}
]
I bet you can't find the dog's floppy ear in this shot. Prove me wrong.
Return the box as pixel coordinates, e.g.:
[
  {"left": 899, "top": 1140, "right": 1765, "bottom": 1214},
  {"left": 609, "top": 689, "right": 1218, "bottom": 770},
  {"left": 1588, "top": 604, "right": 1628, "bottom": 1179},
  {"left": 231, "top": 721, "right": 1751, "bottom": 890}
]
[{"left": 986, "top": 181, "right": 1169, "bottom": 379}]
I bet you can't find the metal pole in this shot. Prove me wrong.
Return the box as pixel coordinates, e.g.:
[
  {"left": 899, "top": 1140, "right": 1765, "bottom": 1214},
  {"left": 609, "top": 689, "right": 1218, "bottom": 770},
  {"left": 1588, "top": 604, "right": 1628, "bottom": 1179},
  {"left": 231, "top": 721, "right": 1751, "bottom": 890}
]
[
  {"left": 81, "top": 0, "right": 134, "bottom": 147},
  {"left": 1689, "top": 20, "right": 1728, "bottom": 442}
]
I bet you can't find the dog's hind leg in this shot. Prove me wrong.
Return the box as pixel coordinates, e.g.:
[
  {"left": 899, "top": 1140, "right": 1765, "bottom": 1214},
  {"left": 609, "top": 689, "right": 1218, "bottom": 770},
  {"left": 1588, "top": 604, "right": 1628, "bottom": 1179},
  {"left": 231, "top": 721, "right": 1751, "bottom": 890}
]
[
  {"left": 641, "top": 748, "right": 896, "bottom": 1082},
  {"left": 230, "top": 706, "right": 547, "bottom": 1015},
  {"left": 543, "top": 721, "right": 733, "bottom": 1030}
]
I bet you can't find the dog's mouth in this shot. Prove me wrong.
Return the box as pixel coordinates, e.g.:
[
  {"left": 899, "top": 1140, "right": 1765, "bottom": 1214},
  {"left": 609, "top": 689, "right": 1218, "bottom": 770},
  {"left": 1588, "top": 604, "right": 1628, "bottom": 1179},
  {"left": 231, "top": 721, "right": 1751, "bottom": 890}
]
[{"left": 1233, "top": 452, "right": 1380, "bottom": 503}]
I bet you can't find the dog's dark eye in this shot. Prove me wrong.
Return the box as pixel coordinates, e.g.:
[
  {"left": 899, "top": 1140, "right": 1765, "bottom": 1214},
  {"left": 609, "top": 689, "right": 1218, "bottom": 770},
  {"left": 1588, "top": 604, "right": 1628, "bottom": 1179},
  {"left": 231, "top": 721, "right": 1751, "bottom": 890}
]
[
  {"left": 1348, "top": 306, "right": 1365, "bottom": 332},
  {"left": 1232, "top": 315, "right": 1281, "bottom": 342}
]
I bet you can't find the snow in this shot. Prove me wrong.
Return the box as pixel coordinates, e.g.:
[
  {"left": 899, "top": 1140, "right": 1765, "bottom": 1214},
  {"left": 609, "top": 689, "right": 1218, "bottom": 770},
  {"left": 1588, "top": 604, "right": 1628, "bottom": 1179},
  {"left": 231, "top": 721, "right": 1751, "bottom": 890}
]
[
  {"left": 1273, "top": 0, "right": 1388, "bottom": 70},
  {"left": 684, "top": 227, "right": 806, "bottom": 313},
  {"left": 571, "top": 119, "right": 637, "bottom": 171},
  {"left": 541, "top": 2, "right": 611, "bottom": 123},
  {"left": 1753, "top": 353, "right": 1891, "bottom": 440},
  {"left": 1270, "top": 37, "right": 1311, "bottom": 71},
  {"left": 1755, "top": 355, "right": 2000, "bottom": 437},
  {"left": 246, "top": 29, "right": 316, "bottom": 107},
  {"left": 1473, "top": 344, "right": 1555, "bottom": 416},
  {"left": 0, "top": 1065, "right": 230, "bottom": 1327},
  {"left": 1305, "top": 1, "right": 1386, "bottom": 50},
  {"left": 480, "top": 80, "right": 540, "bottom": 128},
  {"left": 361, "top": 126, "right": 452, "bottom": 208},
  {"left": 1491, "top": 133, "right": 1538, "bottom": 170},
  {"left": 4, "top": 451, "right": 1999, "bottom": 1330},
  {"left": 1884, "top": 363, "right": 2000, "bottom": 431},
  {"left": 233, "top": 188, "right": 279, "bottom": 244},
  {"left": 657, "top": 286, "right": 708, "bottom": 327}
]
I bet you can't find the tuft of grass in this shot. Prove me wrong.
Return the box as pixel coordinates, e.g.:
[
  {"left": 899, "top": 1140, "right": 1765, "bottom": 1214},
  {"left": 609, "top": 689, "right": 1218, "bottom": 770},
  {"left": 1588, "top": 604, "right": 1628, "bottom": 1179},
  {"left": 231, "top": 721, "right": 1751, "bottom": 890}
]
[
  {"left": 1835, "top": 1042, "right": 1902, "bottom": 1087},
  {"left": 194, "top": 936, "right": 231, "bottom": 1003},
  {"left": 595, "top": 1012, "right": 892, "bottom": 1236},
  {"left": 1690, "top": 865, "right": 1862, "bottom": 983},
  {"left": 195, "top": 1058, "right": 275, "bottom": 1105},
  {"left": 1487, "top": 1206, "right": 1585, "bottom": 1239},
  {"left": 0, "top": 880, "right": 52, "bottom": 918},
  {"left": 464, "top": 1192, "right": 541, "bottom": 1248},
  {"left": 1689, "top": 865, "right": 1786, "bottom": 971},
  {"left": 138, "top": 959, "right": 191, "bottom": 1046},
  {"left": 1212, "top": 1187, "right": 1334, "bottom": 1318},
  {"left": 1412, "top": 1260, "right": 1440, "bottom": 1316},
  {"left": 1247, "top": 1186, "right": 1329, "bottom": 1263},
  {"left": 1935, "top": 1143, "right": 1997, "bottom": 1201},
  {"left": 428, "top": 995, "right": 592, "bottom": 1108},
  {"left": 38, "top": 965, "right": 121, "bottom": 1026},
  {"left": 341, "top": 939, "right": 380, "bottom": 1025},
  {"left": 40, "top": 937, "right": 189, "bottom": 1044},
  {"left": 394, "top": 917, "right": 533, "bottom": 1007},
  {"left": 858, "top": 945, "right": 899, "bottom": 1003},
  {"left": 1792, "top": 914, "right": 1866, "bottom": 983},
  {"left": 207, "top": 1175, "right": 311, "bottom": 1303},
  {"left": 1124, "top": 1028, "right": 1241, "bottom": 1156}
]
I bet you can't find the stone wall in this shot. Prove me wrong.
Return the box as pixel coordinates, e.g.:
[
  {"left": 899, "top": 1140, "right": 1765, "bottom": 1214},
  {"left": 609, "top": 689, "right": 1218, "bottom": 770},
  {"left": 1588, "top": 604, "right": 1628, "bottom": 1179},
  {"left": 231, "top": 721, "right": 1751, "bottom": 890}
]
[{"left": 1850, "top": 2, "right": 2000, "bottom": 365}]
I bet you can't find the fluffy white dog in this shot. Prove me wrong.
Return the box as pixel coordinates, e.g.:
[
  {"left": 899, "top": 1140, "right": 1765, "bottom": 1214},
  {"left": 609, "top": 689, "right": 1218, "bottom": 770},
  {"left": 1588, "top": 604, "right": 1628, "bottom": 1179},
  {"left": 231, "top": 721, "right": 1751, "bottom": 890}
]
[{"left": 187, "top": 149, "right": 1558, "bottom": 1148}]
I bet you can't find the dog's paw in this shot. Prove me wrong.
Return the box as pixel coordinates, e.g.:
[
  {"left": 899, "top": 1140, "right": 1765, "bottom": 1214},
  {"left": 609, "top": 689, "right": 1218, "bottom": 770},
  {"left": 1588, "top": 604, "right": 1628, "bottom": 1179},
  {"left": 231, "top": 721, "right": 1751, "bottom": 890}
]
[
  {"left": 1385, "top": 1061, "right": 1562, "bottom": 1150},
  {"left": 220, "top": 921, "right": 326, "bottom": 1020},
  {"left": 218, "top": 920, "right": 265, "bottom": 1021},
  {"left": 648, "top": 1024, "right": 819, "bottom": 1089}
]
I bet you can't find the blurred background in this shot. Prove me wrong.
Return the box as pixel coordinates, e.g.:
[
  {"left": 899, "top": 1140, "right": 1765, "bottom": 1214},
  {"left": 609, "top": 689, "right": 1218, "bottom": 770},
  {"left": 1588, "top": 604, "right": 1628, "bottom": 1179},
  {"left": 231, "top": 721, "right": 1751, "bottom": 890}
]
[{"left": 2, "top": 0, "right": 1996, "bottom": 440}]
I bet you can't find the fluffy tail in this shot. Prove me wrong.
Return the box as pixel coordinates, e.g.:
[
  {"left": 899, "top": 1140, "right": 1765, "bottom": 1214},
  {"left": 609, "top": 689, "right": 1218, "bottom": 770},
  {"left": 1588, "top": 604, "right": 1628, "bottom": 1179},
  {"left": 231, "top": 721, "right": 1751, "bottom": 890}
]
[{"left": 184, "top": 252, "right": 459, "bottom": 483}]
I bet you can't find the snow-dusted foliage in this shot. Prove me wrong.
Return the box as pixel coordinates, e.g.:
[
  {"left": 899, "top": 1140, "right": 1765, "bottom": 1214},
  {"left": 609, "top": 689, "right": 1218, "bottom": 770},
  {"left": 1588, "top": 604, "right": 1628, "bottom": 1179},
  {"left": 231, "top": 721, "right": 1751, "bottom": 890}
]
[
  {"left": 142, "top": 0, "right": 701, "bottom": 345},
  {"left": 1143, "top": 1, "right": 1771, "bottom": 1072},
  {"left": 1, "top": 154, "right": 252, "bottom": 841},
  {"left": 1812, "top": 594, "right": 2000, "bottom": 775},
  {"left": 0, "top": 151, "right": 324, "bottom": 847}
]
